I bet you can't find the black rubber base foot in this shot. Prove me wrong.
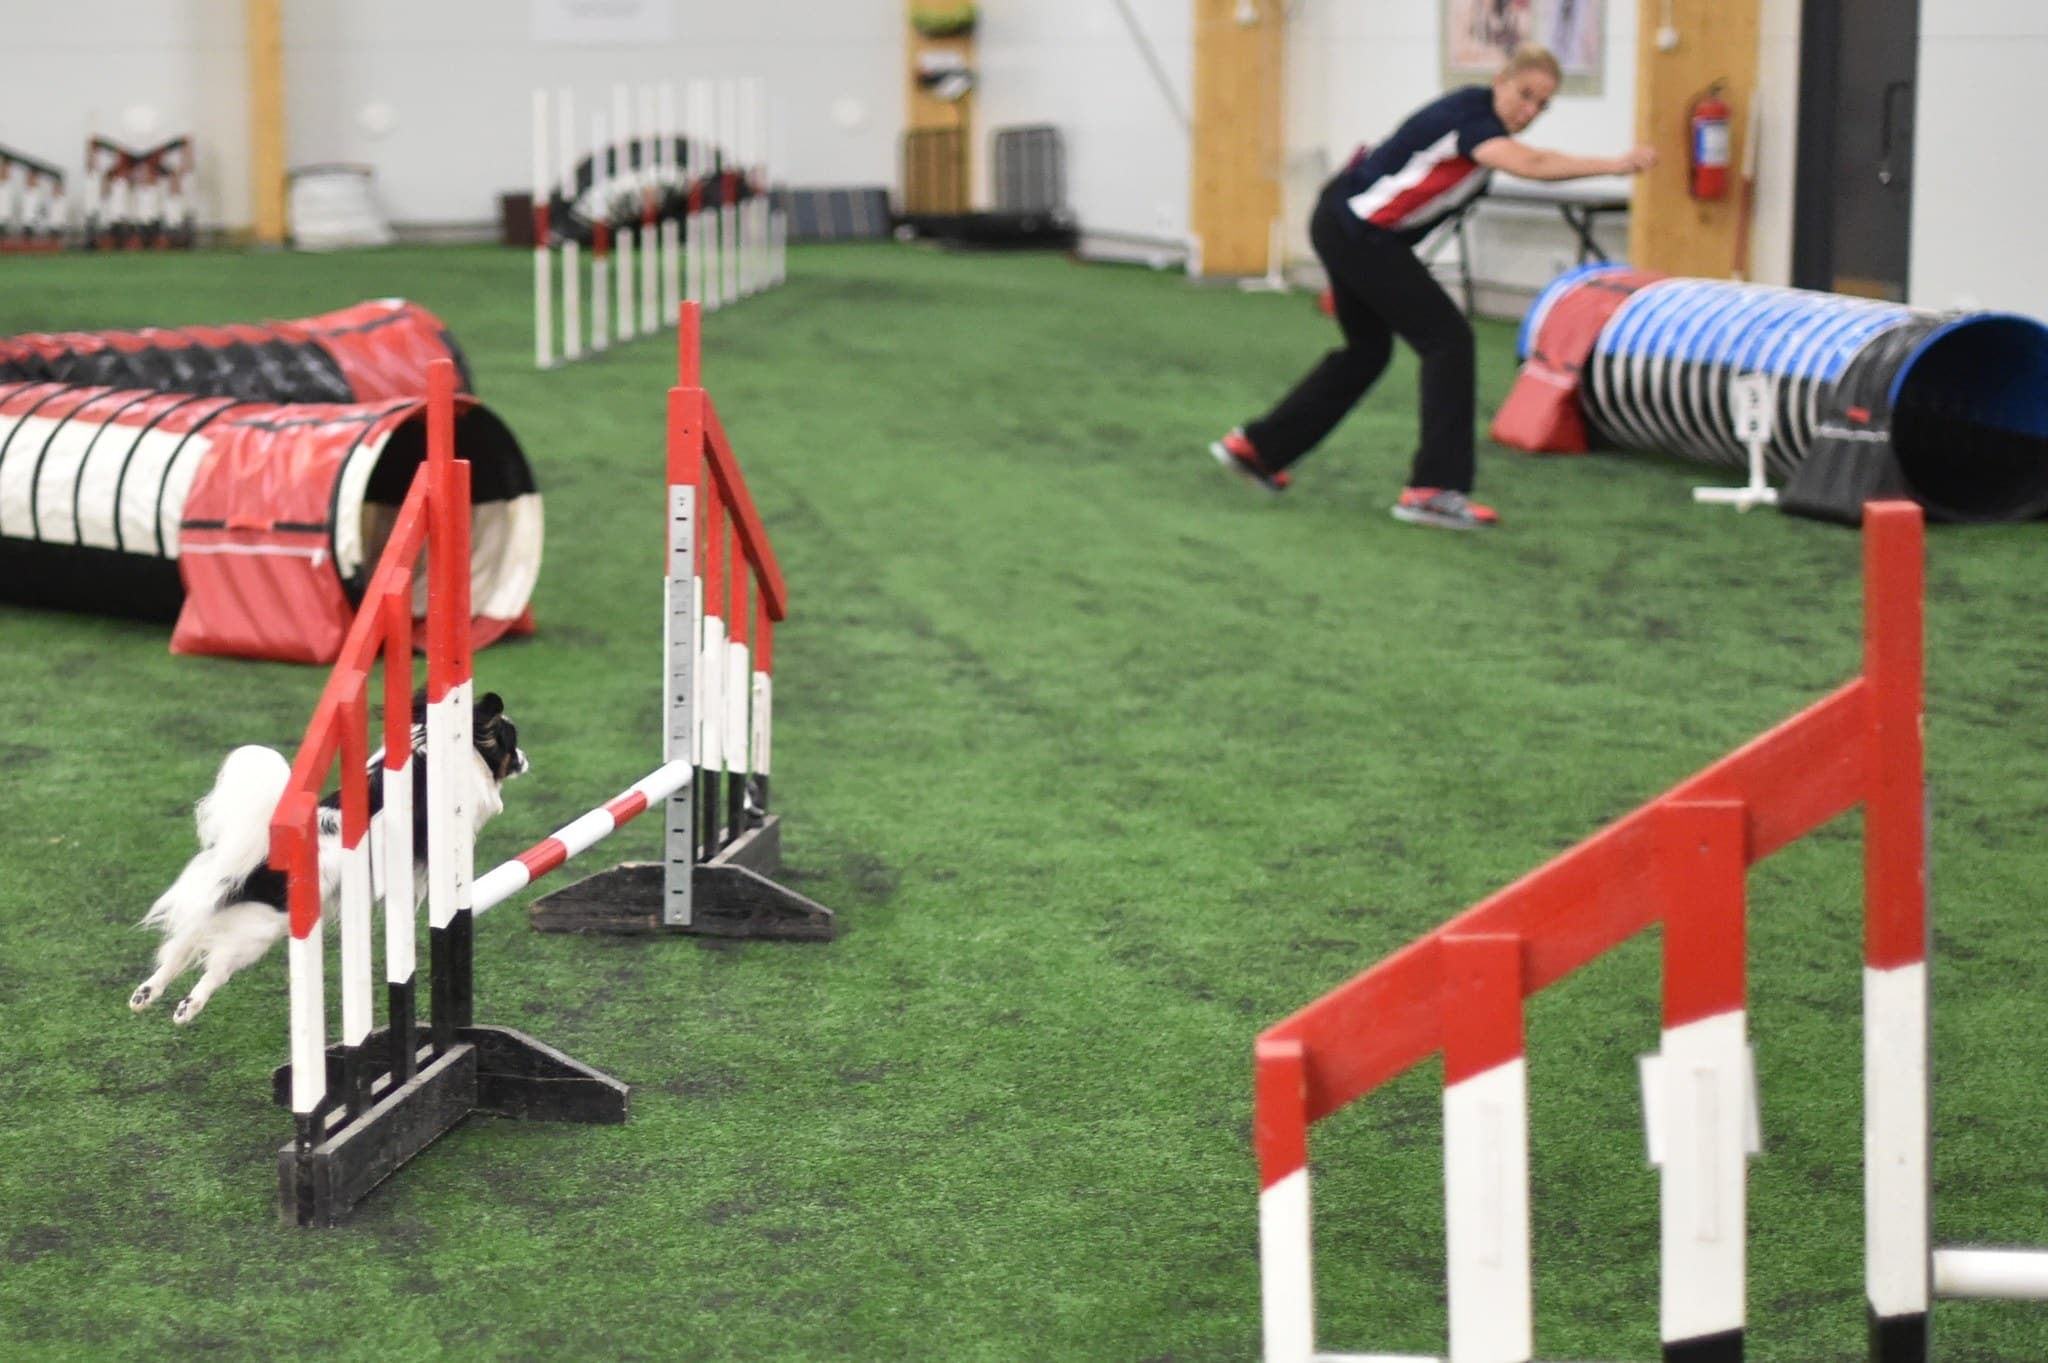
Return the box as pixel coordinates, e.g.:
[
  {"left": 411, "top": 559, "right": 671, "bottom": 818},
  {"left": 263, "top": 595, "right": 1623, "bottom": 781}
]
[
  {"left": 528, "top": 815, "right": 836, "bottom": 941},
  {"left": 273, "top": 1024, "right": 628, "bottom": 1227}
]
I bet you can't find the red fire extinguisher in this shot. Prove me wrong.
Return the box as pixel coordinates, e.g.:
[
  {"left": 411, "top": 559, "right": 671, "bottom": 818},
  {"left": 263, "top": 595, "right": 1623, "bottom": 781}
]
[{"left": 1688, "top": 82, "right": 1732, "bottom": 200}]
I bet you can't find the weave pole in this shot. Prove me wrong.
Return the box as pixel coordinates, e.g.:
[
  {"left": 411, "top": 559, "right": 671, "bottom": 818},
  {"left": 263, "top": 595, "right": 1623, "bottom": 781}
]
[
  {"left": 531, "top": 80, "right": 782, "bottom": 369},
  {"left": 532, "top": 90, "right": 553, "bottom": 369}
]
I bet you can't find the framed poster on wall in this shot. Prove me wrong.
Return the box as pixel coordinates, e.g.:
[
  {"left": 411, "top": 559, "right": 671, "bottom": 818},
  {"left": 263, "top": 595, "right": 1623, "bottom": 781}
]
[{"left": 1443, "top": 0, "right": 1603, "bottom": 95}]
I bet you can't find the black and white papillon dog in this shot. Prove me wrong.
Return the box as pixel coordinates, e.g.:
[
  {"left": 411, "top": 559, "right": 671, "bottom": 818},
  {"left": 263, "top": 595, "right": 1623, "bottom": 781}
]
[{"left": 130, "top": 691, "right": 527, "bottom": 1024}]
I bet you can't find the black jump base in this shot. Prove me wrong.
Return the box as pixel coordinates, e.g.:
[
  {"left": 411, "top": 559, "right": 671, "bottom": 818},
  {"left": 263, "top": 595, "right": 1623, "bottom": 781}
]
[
  {"left": 529, "top": 812, "right": 836, "bottom": 940},
  {"left": 896, "top": 209, "right": 1078, "bottom": 252},
  {"left": 272, "top": 1024, "right": 629, "bottom": 1227}
]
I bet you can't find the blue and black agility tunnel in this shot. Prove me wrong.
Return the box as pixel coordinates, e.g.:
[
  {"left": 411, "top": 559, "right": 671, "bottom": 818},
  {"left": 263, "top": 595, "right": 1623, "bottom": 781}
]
[{"left": 1496, "top": 266, "right": 2048, "bottom": 524}]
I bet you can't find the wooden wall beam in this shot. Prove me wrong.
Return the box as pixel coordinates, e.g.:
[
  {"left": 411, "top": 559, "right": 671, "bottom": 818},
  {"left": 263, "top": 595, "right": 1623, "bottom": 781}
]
[
  {"left": 905, "top": 3, "right": 976, "bottom": 213},
  {"left": 1191, "top": 0, "right": 1284, "bottom": 277},
  {"left": 247, "top": 0, "right": 286, "bottom": 246},
  {"left": 1629, "top": 0, "right": 1761, "bottom": 278}
]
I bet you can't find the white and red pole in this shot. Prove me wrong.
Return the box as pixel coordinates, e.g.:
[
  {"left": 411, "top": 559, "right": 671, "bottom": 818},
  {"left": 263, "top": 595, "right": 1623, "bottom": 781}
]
[
  {"left": 1862, "top": 502, "right": 1931, "bottom": 1360},
  {"left": 558, "top": 87, "right": 582, "bottom": 362},
  {"left": 590, "top": 109, "right": 611, "bottom": 354},
  {"left": 531, "top": 89, "right": 553, "bottom": 369}
]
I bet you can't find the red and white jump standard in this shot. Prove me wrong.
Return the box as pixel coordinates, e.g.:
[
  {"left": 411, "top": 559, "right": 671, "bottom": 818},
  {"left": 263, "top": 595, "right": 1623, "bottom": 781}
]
[
  {"left": 1255, "top": 504, "right": 2048, "bottom": 1362},
  {"left": 500, "top": 301, "right": 830, "bottom": 940},
  {"left": 268, "top": 311, "right": 832, "bottom": 1227},
  {"left": 272, "top": 360, "right": 626, "bottom": 1228}
]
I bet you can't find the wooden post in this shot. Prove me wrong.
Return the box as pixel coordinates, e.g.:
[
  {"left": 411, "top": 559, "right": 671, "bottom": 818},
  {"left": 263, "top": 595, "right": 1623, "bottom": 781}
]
[
  {"left": 1628, "top": 0, "right": 1760, "bottom": 278},
  {"left": 247, "top": 0, "right": 287, "bottom": 246},
  {"left": 905, "top": 2, "right": 975, "bottom": 214},
  {"left": 1191, "top": 0, "right": 1285, "bottom": 277}
]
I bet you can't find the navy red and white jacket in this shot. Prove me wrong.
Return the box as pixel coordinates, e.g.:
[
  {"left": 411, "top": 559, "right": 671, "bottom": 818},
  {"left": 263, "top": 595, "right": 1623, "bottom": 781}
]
[{"left": 1331, "top": 86, "right": 1509, "bottom": 244}]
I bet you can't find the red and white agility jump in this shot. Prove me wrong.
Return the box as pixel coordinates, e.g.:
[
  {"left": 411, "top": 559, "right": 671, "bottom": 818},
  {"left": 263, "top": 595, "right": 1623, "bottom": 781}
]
[
  {"left": 530, "top": 79, "right": 785, "bottom": 370},
  {"left": 272, "top": 301, "right": 827, "bottom": 1227},
  {"left": 1254, "top": 503, "right": 2047, "bottom": 1362}
]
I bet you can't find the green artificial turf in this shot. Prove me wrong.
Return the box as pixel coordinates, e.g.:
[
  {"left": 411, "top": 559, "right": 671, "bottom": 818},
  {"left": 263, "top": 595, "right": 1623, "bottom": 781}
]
[{"left": 1, "top": 241, "right": 2045, "bottom": 1361}]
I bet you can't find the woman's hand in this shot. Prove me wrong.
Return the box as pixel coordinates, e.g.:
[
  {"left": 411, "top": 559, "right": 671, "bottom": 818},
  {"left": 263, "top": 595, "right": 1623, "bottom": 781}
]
[{"left": 1613, "top": 145, "right": 1660, "bottom": 175}]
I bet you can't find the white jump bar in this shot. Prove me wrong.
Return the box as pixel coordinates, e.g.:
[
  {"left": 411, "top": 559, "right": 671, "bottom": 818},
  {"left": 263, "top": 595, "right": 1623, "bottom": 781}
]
[
  {"left": 1933, "top": 1247, "right": 2048, "bottom": 1300},
  {"left": 472, "top": 759, "right": 694, "bottom": 915}
]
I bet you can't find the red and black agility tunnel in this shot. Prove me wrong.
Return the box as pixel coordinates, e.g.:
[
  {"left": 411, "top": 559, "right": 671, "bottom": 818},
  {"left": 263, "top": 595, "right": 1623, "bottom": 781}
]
[
  {"left": 0, "top": 298, "right": 473, "bottom": 405},
  {"left": 1494, "top": 264, "right": 2048, "bottom": 524},
  {"left": 0, "top": 381, "right": 540, "bottom": 663}
]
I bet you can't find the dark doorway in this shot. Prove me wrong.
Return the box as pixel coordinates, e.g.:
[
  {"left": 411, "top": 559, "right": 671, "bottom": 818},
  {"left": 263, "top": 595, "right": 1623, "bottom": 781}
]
[{"left": 1793, "top": 0, "right": 1920, "bottom": 299}]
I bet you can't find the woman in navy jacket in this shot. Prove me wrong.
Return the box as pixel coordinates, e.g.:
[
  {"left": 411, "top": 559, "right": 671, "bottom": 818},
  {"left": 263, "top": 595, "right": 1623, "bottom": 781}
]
[{"left": 1211, "top": 44, "right": 1656, "bottom": 529}]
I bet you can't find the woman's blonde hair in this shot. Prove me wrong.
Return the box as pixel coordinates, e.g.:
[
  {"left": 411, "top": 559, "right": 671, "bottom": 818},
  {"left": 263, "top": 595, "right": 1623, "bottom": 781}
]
[{"left": 1499, "top": 43, "right": 1562, "bottom": 84}]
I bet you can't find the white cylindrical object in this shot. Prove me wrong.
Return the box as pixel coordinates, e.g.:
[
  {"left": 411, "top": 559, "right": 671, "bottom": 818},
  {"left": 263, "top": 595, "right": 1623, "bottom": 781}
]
[
  {"left": 425, "top": 683, "right": 471, "bottom": 930},
  {"left": 591, "top": 110, "right": 611, "bottom": 353},
  {"left": 472, "top": 860, "right": 531, "bottom": 916},
  {"left": 724, "top": 638, "right": 749, "bottom": 774},
  {"left": 339, "top": 834, "right": 373, "bottom": 1046},
  {"left": 1933, "top": 1248, "right": 2048, "bottom": 1301},
  {"left": 381, "top": 753, "right": 415, "bottom": 981},
  {"left": 739, "top": 77, "right": 761, "bottom": 297},
  {"left": 688, "top": 80, "right": 713, "bottom": 310},
  {"left": 751, "top": 670, "right": 772, "bottom": 779},
  {"left": 718, "top": 79, "right": 739, "bottom": 306},
  {"left": 614, "top": 84, "right": 635, "bottom": 341},
  {"left": 640, "top": 84, "right": 659, "bottom": 335},
  {"left": 532, "top": 89, "right": 553, "bottom": 369},
  {"left": 559, "top": 86, "right": 582, "bottom": 361},
  {"left": 288, "top": 926, "right": 326, "bottom": 1118},
  {"left": 659, "top": 83, "right": 681, "bottom": 327},
  {"left": 700, "top": 612, "right": 727, "bottom": 771},
  {"left": 473, "top": 760, "right": 695, "bottom": 915}
]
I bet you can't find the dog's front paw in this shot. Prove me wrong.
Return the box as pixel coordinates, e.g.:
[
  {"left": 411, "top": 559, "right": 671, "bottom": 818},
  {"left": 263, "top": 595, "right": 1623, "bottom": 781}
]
[
  {"left": 129, "top": 984, "right": 156, "bottom": 1011},
  {"left": 171, "top": 995, "right": 205, "bottom": 1025}
]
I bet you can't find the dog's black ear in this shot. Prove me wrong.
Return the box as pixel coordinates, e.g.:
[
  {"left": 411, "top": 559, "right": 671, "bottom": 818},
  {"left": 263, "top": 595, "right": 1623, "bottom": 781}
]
[
  {"left": 410, "top": 686, "right": 429, "bottom": 722},
  {"left": 475, "top": 692, "right": 504, "bottom": 720}
]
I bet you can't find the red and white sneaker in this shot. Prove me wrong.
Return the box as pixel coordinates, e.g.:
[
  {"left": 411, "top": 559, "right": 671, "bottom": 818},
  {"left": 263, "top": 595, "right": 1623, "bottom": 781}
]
[
  {"left": 1208, "top": 428, "right": 1291, "bottom": 494},
  {"left": 1390, "top": 487, "right": 1499, "bottom": 530}
]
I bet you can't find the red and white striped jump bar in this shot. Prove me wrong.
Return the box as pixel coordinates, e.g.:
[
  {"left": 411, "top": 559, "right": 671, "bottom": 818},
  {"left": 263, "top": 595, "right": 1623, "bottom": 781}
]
[{"left": 471, "top": 759, "right": 693, "bottom": 914}]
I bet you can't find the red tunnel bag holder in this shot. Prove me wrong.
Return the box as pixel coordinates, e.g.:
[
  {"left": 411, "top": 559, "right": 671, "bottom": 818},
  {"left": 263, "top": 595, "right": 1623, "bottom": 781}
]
[
  {"left": 171, "top": 404, "right": 396, "bottom": 663},
  {"left": 1492, "top": 266, "right": 1667, "bottom": 454}
]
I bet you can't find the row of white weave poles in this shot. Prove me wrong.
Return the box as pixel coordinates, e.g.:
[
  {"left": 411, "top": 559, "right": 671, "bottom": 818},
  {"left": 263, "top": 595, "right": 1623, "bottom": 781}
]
[{"left": 530, "top": 79, "right": 785, "bottom": 369}]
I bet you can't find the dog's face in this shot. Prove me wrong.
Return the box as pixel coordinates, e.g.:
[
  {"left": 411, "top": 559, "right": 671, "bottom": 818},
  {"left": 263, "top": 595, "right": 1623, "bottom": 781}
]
[
  {"left": 406, "top": 688, "right": 528, "bottom": 783},
  {"left": 472, "top": 691, "right": 528, "bottom": 783}
]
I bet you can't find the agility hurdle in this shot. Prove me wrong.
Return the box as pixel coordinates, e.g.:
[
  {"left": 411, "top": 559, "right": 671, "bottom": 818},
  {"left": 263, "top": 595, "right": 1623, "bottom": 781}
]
[
  {"left": 512, "top": 300, "right": 830, "bottom": 938},
  {"left": 0, "top": 143, "right": 67, "bottom": 251},
  {"left": 1254, "top": 502, "right": 2046, "bottom": 1362},
  {"left": 531, "top": 79, "right": 786, "bottom": 370},
  {"left": 269, "top": 317, "right": 828, "bottom": 1225},
  {"left": 268, "top": 358, "right": 624, "bottom": 1227},
  {"left": 84, "top": 135, "right": 195, "bottom": 250}
]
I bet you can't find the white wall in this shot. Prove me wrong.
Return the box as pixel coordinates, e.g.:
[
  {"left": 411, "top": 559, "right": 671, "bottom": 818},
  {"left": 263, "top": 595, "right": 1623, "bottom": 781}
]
[
  {"left": 1910, "top": 0, "right": 2048, "bottom": 315},
  {"left": 8, "top": 0, "right": 2044, "bottom": 324},
  {"left": 0, "top": 1, "right": 248, "bottom": 227},
  {"left": 0, "top": 0, "right": 901, "bottom": 233},
  {"left": 1274, "top": 0, "right": 1639, "bottom": 304},
  {"left": 974, "top": 0, "right": 1192, "bottom": 249}
]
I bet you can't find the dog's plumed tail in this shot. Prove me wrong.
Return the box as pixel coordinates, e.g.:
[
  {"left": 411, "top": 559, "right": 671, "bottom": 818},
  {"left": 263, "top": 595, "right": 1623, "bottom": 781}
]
[{"left": 142, "top": 745, "right": 292, "bottom": 938}]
